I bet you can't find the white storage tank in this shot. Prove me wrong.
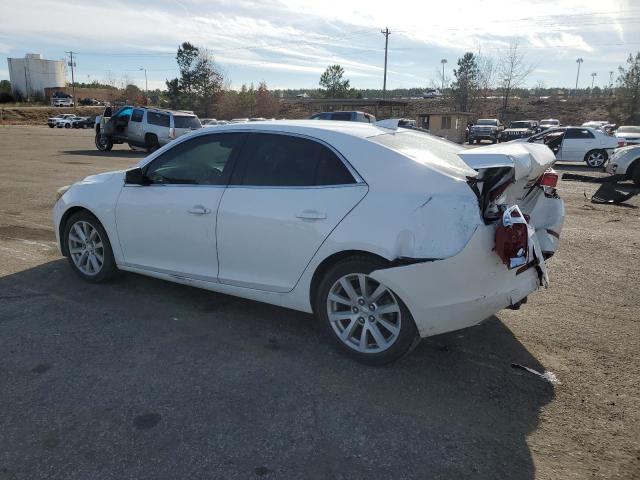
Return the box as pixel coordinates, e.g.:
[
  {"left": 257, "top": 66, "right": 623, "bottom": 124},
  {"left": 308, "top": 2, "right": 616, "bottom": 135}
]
[{"left": 7, "top": 53, "right": 66, "bottom": 99}]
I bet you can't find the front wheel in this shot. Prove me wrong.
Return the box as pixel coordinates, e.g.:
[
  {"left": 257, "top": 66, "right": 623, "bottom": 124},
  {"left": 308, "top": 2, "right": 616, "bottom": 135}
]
[
  {"left": 145, "top": 134, "right": 160, "bottom": 153},
  {"left": 95, "top": 133, "right": 113, "bottom": 151},
  {"left": 584, "top": 149, "right": 607, "bottom": 168},
  {"left": 64, "top": 211, "right": 118, "bottom": 283},
  {"left": 314, "top": 257, "right": 419, "bottom": 365}
]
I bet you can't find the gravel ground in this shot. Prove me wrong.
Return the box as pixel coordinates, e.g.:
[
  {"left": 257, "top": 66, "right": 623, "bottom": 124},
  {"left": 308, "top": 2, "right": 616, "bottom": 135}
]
[{"left": 0, "top": 126, "right": 638, "bottom": 479}]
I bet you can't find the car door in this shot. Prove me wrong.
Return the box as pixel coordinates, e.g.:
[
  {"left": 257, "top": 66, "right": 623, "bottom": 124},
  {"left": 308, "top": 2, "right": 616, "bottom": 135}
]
[
  {"left": 560, "top": 128, "right": 596, "bottom": 161},
  {"left": 128, "top": 108, "right": 145, "bottom": 145},
  {"left": 115, "top": 133, "right": 244, "bottom": 280},
  {"left": 216, "top": 132, "right": 367, "bottom": 293}
]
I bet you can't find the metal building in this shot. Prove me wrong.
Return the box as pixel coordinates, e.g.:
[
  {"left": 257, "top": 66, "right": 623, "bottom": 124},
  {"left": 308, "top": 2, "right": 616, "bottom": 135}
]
[{"left": 7, "top": 53, "right": 66, "bottom": 99}]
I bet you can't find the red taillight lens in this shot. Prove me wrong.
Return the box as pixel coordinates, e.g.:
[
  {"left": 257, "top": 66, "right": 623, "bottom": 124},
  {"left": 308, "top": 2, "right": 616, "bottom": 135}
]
[
  {"left": 617, "top": 139, "right": 626, "bottom": 147},
  {"left": 539, "top": 169, "right": 558, "bottom": 188}
]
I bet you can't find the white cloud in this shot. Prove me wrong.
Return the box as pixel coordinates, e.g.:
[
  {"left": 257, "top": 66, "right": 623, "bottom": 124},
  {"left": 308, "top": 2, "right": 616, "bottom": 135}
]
[{"left": 0, "top": 0, "right": 635, "bottom": 88}]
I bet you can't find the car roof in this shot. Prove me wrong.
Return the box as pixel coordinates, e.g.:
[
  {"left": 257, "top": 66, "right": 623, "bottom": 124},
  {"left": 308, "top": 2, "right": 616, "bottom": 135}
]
[{"left": 194, "top": 119, "right": 390, "bottom": 139}]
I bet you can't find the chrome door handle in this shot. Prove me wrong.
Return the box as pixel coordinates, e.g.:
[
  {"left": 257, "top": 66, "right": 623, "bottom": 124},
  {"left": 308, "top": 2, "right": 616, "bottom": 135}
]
[
  {"left": 296, "top": 210, "right": 327, "bottom": 220},
  {"left": 188, "top": 206, "right": 211, "bottom": 215}
]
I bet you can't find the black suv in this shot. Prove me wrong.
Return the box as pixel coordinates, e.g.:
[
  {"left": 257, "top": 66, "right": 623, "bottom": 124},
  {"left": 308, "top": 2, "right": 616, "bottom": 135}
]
[{"left": 500, "top": 120, "right": 539, "bottom": 142}]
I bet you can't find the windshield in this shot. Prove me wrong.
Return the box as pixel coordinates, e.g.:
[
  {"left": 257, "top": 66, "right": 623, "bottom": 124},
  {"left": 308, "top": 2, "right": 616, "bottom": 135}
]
[
  {"left": 173, "top": 116, "right": 202, "bottom": 129},
  {"left": 618, "top": 126, "right": 640, "bottom": 134},
  {"left": 476, "top": 119, "right": 497, "bottom": 126},
  {"left": 509, "top": 122, "right": 531, "bottom": 129},
  {"left": 369, "top": 130, "right": 477, "bottom": 180}
]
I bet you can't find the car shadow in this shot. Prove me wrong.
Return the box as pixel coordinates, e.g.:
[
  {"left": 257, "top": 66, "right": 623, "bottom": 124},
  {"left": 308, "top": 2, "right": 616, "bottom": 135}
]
[
  {"left": 553, "top": 163, "right": 602, "bottom": 172},
  {"left": 0, "top": 260, "right": 554, "bottom": 479},
  {"left": 60, "top": 149, "right": 147, "bottom": 158}
]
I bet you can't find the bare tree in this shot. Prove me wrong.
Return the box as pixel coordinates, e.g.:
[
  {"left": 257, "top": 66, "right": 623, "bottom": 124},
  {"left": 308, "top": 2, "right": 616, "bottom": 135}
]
[
  {"left": 497, "top": 40, "right": 533, "bottom": 120},
  {"left": 474, "top": 54, "right": 496, "bottom": 115}
]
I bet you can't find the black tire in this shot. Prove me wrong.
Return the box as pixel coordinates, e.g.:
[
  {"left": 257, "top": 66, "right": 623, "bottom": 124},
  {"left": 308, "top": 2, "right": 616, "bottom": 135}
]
[
  {"left": 314, "top": 256, "right": 419, "bottom": 365},
  {"left": 145, "top": 134, "right": 160, "bottom": 153},
  {"left": 64, "top": 123, "right": 71, "bottom": 129},
  {"left": 48, "top": 124, "right": 54, "bottom": 128},
  {"left": 631, "top": 160, "right": 640, "bottom": 186},
  {"left": 95, "top": 133, "right": 113, "bottom": 151},
  {"left": 584, "top": 149, "right": 607, "bottom": 168},
  {"left": 63, "top": 210, "right": 118, "bottom": 283}
]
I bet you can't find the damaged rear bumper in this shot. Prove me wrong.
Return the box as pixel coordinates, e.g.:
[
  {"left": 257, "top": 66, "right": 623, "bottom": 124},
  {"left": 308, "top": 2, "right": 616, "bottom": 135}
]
[{"left": 370, "top": 224, "right": 549, "bottom": 338}]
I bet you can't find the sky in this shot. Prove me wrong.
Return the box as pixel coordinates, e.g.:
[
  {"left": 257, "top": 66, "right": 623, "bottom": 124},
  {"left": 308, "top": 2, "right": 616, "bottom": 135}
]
[{"left": 1, "top": 0, "right": 639, "bottom": 91}]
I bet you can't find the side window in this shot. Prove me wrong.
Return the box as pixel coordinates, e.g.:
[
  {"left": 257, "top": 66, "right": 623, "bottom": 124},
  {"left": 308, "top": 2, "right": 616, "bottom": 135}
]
[
  {"left": 147, "top": 112, "right": 170, "bottom": 127},
  {"left": 131, "top": 109, "right": 144, "bottom": 123},
  {"left": 441, "top": 116, "right": 452, "bottom": 129},
  {"left": 144, "top": 134, "right": 242, "bottom": 186},
  {"left": 315, "top": 145, "right": 356, "bottom": 185},
  {"left": 236, "top": 133, "right": 355, "bottom": 187},
  {"left": 565, "top": 128, "right": 594, "bottom": 139}
]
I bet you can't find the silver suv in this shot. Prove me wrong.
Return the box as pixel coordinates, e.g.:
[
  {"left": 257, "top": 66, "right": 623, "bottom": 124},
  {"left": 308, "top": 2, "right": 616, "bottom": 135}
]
[{"left": 95, "top": 106, "right": 201, "bottom": 152}]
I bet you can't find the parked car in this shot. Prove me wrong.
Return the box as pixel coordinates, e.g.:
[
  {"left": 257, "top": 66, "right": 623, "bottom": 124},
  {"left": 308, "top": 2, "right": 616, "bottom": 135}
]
[
  {"left": 53, "top": 98, "right": 74, "bottom": 107},
  {"left": 309, "top": 111, "right": 376, "bottom": 123},
  {"left": 605, "top": 144, "right": 640, "bottom": 185},
  {"left": 582, "top": 120, "right": 609, "bottom": 129},
  {"left": 79, "top": 97, "right": 102, "bottom": 106},
  {"left": 422, "top": 89, "right": 442, "bottom": 98},
  {"left": 56, "top": 116, "right": 85, "bottom": 128},
  {"left": 47, "top": 114, "right": 75, "bottom": 128},
  {"left": 539, "top": 119, "right": 560, "bottom": 130},
  {"left": 54, "top": 121, "right": 564, "bottom": 364},
  {"left": 614, "top": 125, "right": 640, "bottom": 146},
  {"left": 71, "top": 116, "right": 95, "bottom": 129},
  {"left": 518, "top": 126, "right": 619, "bottom": 167},
  {"left": 94, "top": 106, "right": 201, "bottom": 152},
  {"left": 500, "top": 120, "right": 539, "bottom": 142},
  {"left": 468, "top": 118, "right": 504, "bottom": 144}
]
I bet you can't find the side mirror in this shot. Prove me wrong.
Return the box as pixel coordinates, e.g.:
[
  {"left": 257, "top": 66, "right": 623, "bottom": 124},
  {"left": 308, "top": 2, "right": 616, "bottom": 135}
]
[{"left": 125, "top": 167, "right": 146, "bottom": 185}]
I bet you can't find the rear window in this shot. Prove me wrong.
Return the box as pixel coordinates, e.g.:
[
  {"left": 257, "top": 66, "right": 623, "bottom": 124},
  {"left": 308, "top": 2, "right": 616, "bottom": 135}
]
[
  {"left": 369, "top": 130, "right": 477, "bottom": 179},
  {"left": 173, "top": 116, "right": 201, "bottom": 129}
]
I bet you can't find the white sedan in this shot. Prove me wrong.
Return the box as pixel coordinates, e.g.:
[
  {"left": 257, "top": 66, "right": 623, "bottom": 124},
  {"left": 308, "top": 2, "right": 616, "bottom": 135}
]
[
  {"left": 516, "top": 126, "right": 621, "bottom": 167},
  {"left": 53, "top": 121, "right": 565, "bottom": 364}
]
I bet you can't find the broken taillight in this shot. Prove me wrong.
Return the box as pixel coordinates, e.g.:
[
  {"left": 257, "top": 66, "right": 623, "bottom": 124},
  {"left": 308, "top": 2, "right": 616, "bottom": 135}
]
[
  {"left": 539, "top": 169, "right": 558, "bottom": 188},
  {"left": 495, "top": 206, "right": 529, "bottom": 268}
]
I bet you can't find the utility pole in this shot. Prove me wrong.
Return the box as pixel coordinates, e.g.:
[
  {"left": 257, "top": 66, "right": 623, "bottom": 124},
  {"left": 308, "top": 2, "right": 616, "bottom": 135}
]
[
  {"left": 66, "top": 51, "right": 76, "bottom": 111},
  {"left": 23, "top": 64, "right": 29, "bottom": 102},
  {"left": 381, "top": 27, "right": 390, "bottom": 98},
  {"left": 139, "top": 68, "right": 148, "bottom": 104},
  {"left": 574, "top": 58, "right": 583, "bottom": 96},
  {"left": 591, "top": 72, "right": 597, "bottom": 89},
  {"left": 440, "top": 59, "right": 447, "bottom": 92}
]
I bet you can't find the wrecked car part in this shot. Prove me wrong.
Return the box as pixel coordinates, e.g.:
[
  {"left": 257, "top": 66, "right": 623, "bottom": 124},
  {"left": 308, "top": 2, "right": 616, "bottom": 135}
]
[
  {"left": 495, "top": 205, "right": 529, "bottom": 268},
  {"left": 591, "top": 183, "right": 640, "bottom": 204}
]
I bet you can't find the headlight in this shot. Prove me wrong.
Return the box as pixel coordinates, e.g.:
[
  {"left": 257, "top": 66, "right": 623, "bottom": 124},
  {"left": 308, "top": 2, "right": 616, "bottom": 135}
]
[{"left": 56, "top": 185, "right": 71, "bottom": 202}]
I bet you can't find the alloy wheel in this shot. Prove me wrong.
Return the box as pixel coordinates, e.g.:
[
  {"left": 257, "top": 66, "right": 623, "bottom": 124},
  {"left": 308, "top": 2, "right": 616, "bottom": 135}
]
[
  {"left": 586, "top": 151, "right": 605, "bottom": 167},
  {"left": 326, "top": 273, "right": 401, "bottom": 353},
  {"left": 68, "top": 221, "right": 104, "bottom": 276}
]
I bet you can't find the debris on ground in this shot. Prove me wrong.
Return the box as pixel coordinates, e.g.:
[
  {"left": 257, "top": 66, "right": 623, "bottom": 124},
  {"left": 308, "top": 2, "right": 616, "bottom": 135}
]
[{"left": 511, "top": 363, "right": 560, "bottom": 385}]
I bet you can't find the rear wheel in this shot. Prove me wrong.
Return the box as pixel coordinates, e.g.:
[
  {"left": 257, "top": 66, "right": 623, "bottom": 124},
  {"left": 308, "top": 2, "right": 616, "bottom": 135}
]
[
  {"left": 145, "top": 134, "right": 160, "bottom": 153},
  {"left": 631, "top": 161, "right": 640, "bottom": 186},
  {"left": 48, "top": 124, "right": 54, "bottom": 128},
  {"left": 95, "top": 133, "right": 113, "bottom": 151},
  {"left": 584, "top": 149, "right": 607, "bottom": 168},
  {"left": 64, "top": 211, "right": 118, "bottom": 283},
  {"left": 314, "top": 257, "right": 419, "bottom": 365}
]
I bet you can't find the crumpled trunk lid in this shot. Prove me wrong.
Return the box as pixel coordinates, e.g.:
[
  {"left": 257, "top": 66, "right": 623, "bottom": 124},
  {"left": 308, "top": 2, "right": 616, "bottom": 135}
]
[{"left": 458, "top": 142, "right": 557, "bottom": 220}]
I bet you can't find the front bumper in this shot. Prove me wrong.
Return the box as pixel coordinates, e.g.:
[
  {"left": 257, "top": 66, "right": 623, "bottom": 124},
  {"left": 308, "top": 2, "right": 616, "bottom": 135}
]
[
  {"left": 470, "top": 131, "right": 498, "bottom": 140},
  {"left": 370, "top": 224, "right": 553, "bottom": 338}
]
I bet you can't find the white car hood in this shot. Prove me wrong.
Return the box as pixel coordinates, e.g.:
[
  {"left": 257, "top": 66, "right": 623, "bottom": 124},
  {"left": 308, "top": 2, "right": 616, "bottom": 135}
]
[
  {"left": 76, "top": 170, "right": 125, "bottom": 186},
  {"left": 457, "top": 142, "right": 555, "bottom": 181}
]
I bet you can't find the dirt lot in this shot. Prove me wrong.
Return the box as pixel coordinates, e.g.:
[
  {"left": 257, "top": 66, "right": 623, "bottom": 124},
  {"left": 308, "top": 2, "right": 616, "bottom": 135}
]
[{"left": 0, "top": 126, "right": 638, "bottom": 480}]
